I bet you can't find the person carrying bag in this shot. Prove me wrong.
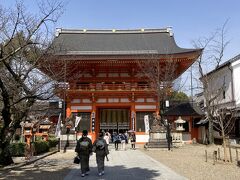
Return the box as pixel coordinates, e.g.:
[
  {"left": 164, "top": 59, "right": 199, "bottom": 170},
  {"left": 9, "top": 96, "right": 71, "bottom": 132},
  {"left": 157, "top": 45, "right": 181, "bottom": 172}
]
[
  {"left": 92, "top": 131, "right": 109, "bottom": 176},
  {"left": 75, "top": 130, "right": 93, "bottom": 177},
  {"left": 73, "top": 156, "right": 80, "bottom": 164}
]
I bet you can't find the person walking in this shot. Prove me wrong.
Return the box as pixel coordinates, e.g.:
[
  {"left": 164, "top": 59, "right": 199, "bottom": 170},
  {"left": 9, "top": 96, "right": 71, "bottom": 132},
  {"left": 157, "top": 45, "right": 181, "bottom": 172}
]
[
  {"left": 75, "top": 130, "right": 93, "bottom": 177},
  {"left": 130, "top": 132, "right": 136, "bottom": 149},
  {"left": 92, "top": 131, "right": 109, "bottom": 176},
  {"left": 112, "top": 132, "right": 120, "bottom": 150},
  {"left": 104, "top": 131, "right": 110, "bottom": 148},
  {"left": 119, "top": 132, "right": 126, "bottom": 150},
  {"left": 124, "top": 131, "right": 129, "bottom": 144}
]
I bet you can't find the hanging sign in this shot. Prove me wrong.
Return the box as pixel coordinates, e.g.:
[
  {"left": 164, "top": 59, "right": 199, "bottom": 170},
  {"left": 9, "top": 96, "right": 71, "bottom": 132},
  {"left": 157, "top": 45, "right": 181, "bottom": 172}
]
[
  {"left": 131, "top": 111, "right": 135, "bottom": 131},
  {"left": 55, "top": 113, "right": 62, "bottom": 138},
  {"left": 144, "top": 115, "right": 150, "bottom": 133},
  {"left": 75, "top": 116, "right": 81, "bottom": 128}
]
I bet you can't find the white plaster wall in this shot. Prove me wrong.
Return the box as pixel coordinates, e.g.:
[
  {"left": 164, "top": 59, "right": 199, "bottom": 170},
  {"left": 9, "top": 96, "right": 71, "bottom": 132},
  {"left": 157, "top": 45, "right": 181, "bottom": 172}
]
[
  {"left": 207, "top": 66, "right": 233, "bottom": 105},
  {"left": 136, "top": 134, "right": 149, "bottom": 143},
  {"left": 135, "top": 105, "right": 156, "bottom": 110},
  {"left": 232, "top": 60, "right": 240, "bottom": 106}
]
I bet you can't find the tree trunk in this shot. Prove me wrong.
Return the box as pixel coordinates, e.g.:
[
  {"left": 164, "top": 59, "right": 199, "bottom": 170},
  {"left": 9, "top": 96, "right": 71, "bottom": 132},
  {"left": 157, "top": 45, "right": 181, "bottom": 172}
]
[
  {"left": 0, "top": 142, "right": 14, "bottom": 166},
  {"left": 208, "top": 119, "right": 214, "bottom": 144},
  {"left": 222, "top": 137, "right": 229, "bottom": 162}
]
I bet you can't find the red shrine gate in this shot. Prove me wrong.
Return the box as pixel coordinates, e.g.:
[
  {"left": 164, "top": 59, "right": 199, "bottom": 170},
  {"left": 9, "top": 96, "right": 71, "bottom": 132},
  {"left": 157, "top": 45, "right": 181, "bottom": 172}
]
[{"left": 42, "top": 28, "right": 202, "bottom": 142}]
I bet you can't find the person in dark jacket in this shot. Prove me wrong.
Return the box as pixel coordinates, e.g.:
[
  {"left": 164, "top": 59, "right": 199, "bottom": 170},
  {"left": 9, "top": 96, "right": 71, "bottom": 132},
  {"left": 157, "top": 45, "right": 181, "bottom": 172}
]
[
  {"left": 75, "top": 130, "right": 93, "bottom": 177},
  {"left": 130, "top": 132, "right": 136, "bottom": 149},
  {"left": 92, "top": 131, "right": 109, "bottom": 176},
  {"left": 112, "top": 132, "right": 120, "bottom": 150}
]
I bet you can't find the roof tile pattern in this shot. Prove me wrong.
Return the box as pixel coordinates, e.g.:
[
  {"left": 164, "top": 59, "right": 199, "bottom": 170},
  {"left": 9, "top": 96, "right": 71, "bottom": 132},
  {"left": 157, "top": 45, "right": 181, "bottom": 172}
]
[{"left": 52, "top": 28, "right": 199, "bottom": 55}]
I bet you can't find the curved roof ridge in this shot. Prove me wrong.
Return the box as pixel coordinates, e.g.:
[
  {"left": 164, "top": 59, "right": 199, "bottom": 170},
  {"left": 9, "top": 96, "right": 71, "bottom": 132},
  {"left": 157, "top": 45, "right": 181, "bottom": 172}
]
[{"left": 56, "top": 27, "right": 173, "bottom": 35}]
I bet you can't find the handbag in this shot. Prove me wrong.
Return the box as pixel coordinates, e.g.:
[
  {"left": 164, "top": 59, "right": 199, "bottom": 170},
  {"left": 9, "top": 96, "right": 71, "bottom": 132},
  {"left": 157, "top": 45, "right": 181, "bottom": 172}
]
[{"left": 73, "top": 156, "right": 80, "bottom": 164}]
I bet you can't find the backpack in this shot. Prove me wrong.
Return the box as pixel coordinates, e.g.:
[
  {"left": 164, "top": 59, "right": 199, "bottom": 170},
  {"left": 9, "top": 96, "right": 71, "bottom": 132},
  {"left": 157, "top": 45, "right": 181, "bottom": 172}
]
[
  {"left": 116, "top": 135, "right": 121, "bottom": 143},
  {"left": 79, "top": 139, "right": 89, "bottom": 150},
  {"left": 119, "top": 134, "right": 125, "bottom": 141},
  {"left": 96, "top": 139, "right": 105, "bottom": 150}
]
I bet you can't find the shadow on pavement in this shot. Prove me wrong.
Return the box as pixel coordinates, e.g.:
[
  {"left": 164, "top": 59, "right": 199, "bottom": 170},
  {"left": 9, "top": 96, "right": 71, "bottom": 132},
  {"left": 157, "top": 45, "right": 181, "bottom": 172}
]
[
  {"left": 66, "top": 165, "right": 161, "bottom": 180},
  {"left": 0, "top": 160, "right": 73, "bottom": 180}
]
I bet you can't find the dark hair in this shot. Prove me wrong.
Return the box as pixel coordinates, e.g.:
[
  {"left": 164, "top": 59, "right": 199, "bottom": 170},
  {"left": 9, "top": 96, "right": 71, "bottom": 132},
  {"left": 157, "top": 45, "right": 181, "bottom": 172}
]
[{"left": 82, "top": 130, "right": 88, "bottom": 136}]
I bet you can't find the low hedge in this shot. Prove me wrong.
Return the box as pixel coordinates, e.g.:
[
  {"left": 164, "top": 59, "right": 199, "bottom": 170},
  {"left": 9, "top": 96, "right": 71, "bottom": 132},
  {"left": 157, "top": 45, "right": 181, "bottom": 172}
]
[
  {"left": 48, "top": 138, "right": 59, "bottom": 148},
  {"left": 33, "top": 138, "right": 59, "bottom": 155},
  {"left": 33, "top": 141, "right": 49, "bottom": 155},
  {"left": 9, "top": 142, "right": 26, "bottom": 157},
  {"left": 9, "top": 137, "right": 59, "bottom": 156}
]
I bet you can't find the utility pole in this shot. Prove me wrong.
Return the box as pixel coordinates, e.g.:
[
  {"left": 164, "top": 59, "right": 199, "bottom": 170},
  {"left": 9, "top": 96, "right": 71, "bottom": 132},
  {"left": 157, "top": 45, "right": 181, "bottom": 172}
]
[
  {"left": 160, "top": 99, "right": 171, "bottom": 151},
  {"left": 0, "top": 45, "right": 3, "bottom": 59},
  {"left": 190, "top": 65, "right": 194, "bottom": 104},
  {"left": 165, "top": 100, "right": 171, "bottom": 151}
]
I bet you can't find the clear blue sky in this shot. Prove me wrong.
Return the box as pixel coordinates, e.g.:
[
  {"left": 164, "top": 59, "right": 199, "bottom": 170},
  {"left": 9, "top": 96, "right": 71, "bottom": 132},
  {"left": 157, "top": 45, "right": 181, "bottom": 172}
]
[
  {"left": 2, "top": 0, "right": 240, "bottom": 59},
  {"left": 2, "top": 0, "right": 240, "bottom": 94}
]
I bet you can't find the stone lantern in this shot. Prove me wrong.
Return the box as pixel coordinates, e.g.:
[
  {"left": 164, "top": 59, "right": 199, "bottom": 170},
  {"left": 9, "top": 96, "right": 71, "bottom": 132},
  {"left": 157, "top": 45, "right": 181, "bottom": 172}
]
[
  {"left": 41, "top": 118, "right": 52, "bottom": 139},
  {"left": 23, "top": 122, "right": 34, "bottom": 145},
  {"left": 174, "top": 116, "right": 186, "bottom": 131},
  {"left": 171, "top": 116, "right": 186, "bottom": 146}
]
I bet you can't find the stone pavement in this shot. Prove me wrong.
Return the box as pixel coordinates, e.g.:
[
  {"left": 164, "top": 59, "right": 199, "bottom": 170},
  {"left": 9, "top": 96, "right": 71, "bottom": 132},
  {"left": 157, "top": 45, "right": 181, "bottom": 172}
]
[
  {"left": 0, "top": 144, "right": 187, "bottom": 180},
  {"left": 65, "top": 145, "right": 187, "bottom": 180}
]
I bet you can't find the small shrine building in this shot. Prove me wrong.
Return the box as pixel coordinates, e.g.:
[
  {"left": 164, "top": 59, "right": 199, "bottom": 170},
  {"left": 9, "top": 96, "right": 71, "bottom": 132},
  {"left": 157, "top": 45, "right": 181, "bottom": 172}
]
[{"left": 44, "top": 28, "right": 202, "bottom": 142}]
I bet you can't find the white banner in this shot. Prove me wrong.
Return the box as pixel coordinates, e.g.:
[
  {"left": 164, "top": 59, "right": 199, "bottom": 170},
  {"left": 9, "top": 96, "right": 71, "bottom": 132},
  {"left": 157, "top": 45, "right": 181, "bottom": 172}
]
[
  {"left": 75, "top": 116, "right": 81, "bottom": 128},
  {"left": 131, "top": 111, "right": 135, "bottom": 131},
  {"left": 144, "top": 115, "right": 150, "bottom": 133},
  {"left": 132, "top": 118, "right": 135, "bottom": 131},
  {"left": 55, "top": 113, "right": 61, "bottom": 138}
]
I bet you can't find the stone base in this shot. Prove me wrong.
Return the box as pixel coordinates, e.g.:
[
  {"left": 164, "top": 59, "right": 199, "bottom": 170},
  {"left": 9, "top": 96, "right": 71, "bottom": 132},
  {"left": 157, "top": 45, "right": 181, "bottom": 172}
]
[
  {"left": 150, "top": 132, "right": 167, "bottom": 139},
  {"left": 145, "top": 130, "right": 172, "bottom": 149},
  {"left": 144, "top": 139, "right": 171, "bottom": 148}
]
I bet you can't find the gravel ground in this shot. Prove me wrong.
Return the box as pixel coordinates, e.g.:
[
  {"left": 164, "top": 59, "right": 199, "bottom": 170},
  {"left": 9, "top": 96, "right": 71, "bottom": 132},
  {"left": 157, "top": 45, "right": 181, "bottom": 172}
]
[{"left": 140, "top": 144, "right": 240, "bottom": 180}]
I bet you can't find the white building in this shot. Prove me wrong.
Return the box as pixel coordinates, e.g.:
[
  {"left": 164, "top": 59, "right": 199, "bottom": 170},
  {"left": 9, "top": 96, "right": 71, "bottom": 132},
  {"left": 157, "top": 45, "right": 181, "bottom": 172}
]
[{"left": 201, "top": 54, "right": 240, "bottom": 142}]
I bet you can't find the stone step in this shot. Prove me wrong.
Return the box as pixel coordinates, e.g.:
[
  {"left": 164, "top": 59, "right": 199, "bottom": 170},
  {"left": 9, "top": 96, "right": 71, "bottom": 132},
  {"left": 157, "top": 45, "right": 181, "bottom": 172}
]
[
  {"left": 148, "top": 139, "right": 168, "bottom": 143},
  {"left": 144, "top": 141, "right": 172, "bottom": 148},
  {"left": 145, "top": 144, "right": 169, "bottom": 148}
]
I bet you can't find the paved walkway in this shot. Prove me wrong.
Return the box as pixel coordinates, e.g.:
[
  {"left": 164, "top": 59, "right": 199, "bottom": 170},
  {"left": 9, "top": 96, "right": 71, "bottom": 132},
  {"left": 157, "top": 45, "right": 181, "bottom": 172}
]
[{"left": 65, "top": 145, "right": 187, "bottom": 180}]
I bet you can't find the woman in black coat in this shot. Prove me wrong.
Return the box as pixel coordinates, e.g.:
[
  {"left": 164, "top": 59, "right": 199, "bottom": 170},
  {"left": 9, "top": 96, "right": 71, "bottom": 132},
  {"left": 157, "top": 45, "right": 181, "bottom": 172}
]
[
  {"left": 92, "top": 131, "right": 109, "bottom": 176},
  {"left": 75, "top": 130, "right": 93, "bottom": 177}
]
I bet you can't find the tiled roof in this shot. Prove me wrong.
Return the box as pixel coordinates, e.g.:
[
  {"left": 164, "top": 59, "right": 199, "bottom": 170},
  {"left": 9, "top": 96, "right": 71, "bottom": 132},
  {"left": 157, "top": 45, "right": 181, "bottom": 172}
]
[
  {"left": 52, "top": 28, "right": 200, "bottom": 56},
  {"left": 205, "top": 53, "right": 240, "bottom": 76},
  {"left": 164, "top": 102, "right": 204, "bottom": 116}
]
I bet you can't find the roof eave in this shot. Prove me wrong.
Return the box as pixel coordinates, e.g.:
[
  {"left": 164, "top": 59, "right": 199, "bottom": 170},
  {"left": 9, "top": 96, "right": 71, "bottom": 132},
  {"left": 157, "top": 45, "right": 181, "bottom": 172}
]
[{"left": 53, "top": 48, "right": 202, "bottom": 57}]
